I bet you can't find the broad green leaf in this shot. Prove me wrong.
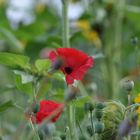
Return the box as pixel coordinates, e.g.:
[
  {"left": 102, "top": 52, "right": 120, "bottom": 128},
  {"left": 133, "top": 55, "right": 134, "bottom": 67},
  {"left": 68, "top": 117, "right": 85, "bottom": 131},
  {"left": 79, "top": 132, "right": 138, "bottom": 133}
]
[
  {"left": 35, "top": 59, "right": 51, "bottom": 72},
  {"left": 13, "top": 70, "right": 34, "bottom": 84},
  {"left": 0, "top": 52, "right": 30, "bottom": 69},
  {"left": 0, "top": 28, "right": 23, "bottom": 53},
  {"left": 15, "top": 74, "right": 33, "bottom": 94},
  {"left": 0, "top": 100, "right": 15, "bottom": 113},
  {"left": 51, "top": 72, "right": 65, "bottom": 81}
]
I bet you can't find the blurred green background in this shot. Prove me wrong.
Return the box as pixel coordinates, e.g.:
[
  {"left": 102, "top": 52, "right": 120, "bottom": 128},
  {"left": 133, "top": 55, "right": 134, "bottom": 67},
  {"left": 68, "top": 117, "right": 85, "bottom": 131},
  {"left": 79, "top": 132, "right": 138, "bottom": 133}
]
[{"left": 0, "top": 0, "right": 140, "bottom": 139}]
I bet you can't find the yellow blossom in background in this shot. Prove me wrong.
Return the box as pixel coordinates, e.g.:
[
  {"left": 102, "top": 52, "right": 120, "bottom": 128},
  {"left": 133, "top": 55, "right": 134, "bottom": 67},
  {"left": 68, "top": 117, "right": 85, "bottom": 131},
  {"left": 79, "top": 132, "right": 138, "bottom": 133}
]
[
  {"left": 84, "top": 30, "right": 102, "bottom": 47},
  {"left": 36, "top": 3, "right": 45, "bottom": 13},
  {"left": 134, "top": 93, "right": 140, "bottom": 103},
  {"left": 85, "top": 30, "right": 99, "bottom": 41},
  {"left": 134, "top": 93, "right": 140, "bottom": 126},
  {"left": 76, "top": 20, "right": 91, "bottom": 31},
  {"left": 76, "top": 20, "right": 102, "bottom": 48},
  {"left": 20, "top": 40, "right": 27, "bottom": 48},
  {"left": 0, "top": 0, "right": 5, "bottom": 5},
  {"left": 136, "top": 107, "right": 140, "bottom": 114}
]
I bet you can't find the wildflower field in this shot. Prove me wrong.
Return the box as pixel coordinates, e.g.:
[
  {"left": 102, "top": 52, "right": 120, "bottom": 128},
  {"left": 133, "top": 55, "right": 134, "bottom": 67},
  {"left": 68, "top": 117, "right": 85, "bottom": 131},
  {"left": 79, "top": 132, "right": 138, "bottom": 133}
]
[{"left": 0, "top": 0, "right": 140, "bottom": 140}]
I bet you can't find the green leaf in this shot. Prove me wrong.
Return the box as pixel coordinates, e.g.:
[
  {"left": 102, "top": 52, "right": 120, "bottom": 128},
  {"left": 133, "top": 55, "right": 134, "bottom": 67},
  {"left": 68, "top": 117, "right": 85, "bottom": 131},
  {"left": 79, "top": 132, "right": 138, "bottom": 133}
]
[
  {"left": 35, "top": 59, "right": 51, "bottom": 72},
  {"left": 0, "top": 52, "right": 30, "bottom": 69},
  {"left": 0, "top": 28, "right": 23, "bottom": 53},
  {"left": 0, "top": 100, "right": 15, "bottom": 113},
  {"left": 51, "top": 72, "right": 65, "bottom": 80},
  {"left": 15, "top": 74, "right": 33, "bottom": 94},
  {"left": 14, "top": 70, "right": 34, "bottom": 84}
]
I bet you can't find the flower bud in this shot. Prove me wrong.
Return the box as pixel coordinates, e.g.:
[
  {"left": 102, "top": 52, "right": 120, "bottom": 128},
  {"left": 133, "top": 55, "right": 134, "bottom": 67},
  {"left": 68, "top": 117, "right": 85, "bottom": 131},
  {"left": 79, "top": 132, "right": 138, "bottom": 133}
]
[
  {"left": 95, "top": 122, "right": 105, "bottom": 134},
  {"left": 33, "top": 103, "right": 40, "bottom": 114},
  {"left": 86, "top": 125, "right": 94, "bottom": 136},
  {"left": 95, "top": 102, "right": 105, "bottom": 110},
  {"left": 122, "top": 80, "right": 134, "bottom": 92},
  {"left": 84, "top": 102, "right": 94, "bottom": 112},
  {"left": 94, "top": 109, "right": 103, "bottom": 120},
  {"left": 131, "top": 36, "right": 138, "bottom": 46},
  {"left": 60, "top": 133, "right": 66, "bottom": 140}
]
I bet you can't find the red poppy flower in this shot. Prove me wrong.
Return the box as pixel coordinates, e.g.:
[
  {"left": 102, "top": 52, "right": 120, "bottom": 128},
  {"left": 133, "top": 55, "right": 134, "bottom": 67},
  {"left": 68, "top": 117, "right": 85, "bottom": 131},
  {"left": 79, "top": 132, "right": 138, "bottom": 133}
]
[
  {"left": 49, "top": 48, "right": 93, "bottom": 84},
  {"left": 35, "top": 100, "right": 63, "bottom": 124}
]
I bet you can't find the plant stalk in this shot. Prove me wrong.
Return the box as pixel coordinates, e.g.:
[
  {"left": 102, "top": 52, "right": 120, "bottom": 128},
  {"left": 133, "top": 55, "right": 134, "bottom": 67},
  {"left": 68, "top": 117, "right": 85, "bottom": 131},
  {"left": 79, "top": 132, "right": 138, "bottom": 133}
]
[
  {"left": 62, "top": 0, "right": 70, "bottom": 48},
  {"left": 67, "top": 105, "right": 77, "bottom": 140}
]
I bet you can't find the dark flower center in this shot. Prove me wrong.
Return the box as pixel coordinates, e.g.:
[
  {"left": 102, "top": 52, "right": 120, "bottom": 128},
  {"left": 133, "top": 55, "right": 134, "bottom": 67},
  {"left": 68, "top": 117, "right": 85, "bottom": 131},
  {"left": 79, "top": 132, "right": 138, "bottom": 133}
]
[{"left": 64, "top": 67, "right": 73, "bottom": 74}]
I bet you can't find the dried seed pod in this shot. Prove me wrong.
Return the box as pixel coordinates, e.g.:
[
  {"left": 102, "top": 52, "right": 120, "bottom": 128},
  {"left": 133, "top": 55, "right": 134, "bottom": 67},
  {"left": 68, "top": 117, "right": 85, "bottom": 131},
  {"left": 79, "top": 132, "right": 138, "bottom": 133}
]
[{"left": 122, "top": 80, "right": 134, "bottom": 92}]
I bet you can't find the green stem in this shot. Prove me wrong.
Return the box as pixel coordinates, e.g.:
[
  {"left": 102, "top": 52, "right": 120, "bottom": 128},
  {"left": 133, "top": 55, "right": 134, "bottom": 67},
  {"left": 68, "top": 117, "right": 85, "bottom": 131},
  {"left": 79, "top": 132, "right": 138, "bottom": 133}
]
[
  {"left": 29, "top": 119, "right": 40, "bottom": 140},
  {"left": 67, "top": 105, "right": 77, "bottom": 140},
  {"left": 62, "top": 0, "right": 70, "bottom": 48},
  {"left": 135, "top": 45, "right": 140, "bottom": 76},
  {"left": 78, "top": 81, "right": 89, "bottom": 96},
  {"left": 112, "top": 0, "right": 126, "bottom": 99},
  {"left": 136, "top": 126, "right": 139, "bottom": 140},
  {"left": 127, "top": 93, "right": 131, "bottom": 106},
  {"left": 90, "top": 111, "right": 96, "bottom": 140},
  {"left": 77, "top": 119, "right": 84, "bottom": 137},
  {"left": 14, "top": 103, "right": 24, "bottom": 112},
  {"left": 90, "top": 111, "right": 93, "bottom": 132},
  {"left": 128, "top": 135, "right": 131, "bottom": 140}
]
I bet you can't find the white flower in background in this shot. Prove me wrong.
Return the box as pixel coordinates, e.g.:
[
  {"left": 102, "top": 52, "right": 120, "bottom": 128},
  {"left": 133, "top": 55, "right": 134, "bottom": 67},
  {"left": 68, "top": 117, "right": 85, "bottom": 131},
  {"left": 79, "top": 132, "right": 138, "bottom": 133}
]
[
  {"left": 6, "top": 0, "right": 35, "bottom": 29},
  {"left": 96, "top": 8, "right": 106, "bottom": 22},
  {"left": 44, "top": 0, "right": 85, "bottom": 21},
  {"left": 6, "top": 0, "right": 87, "bottom": 29}
]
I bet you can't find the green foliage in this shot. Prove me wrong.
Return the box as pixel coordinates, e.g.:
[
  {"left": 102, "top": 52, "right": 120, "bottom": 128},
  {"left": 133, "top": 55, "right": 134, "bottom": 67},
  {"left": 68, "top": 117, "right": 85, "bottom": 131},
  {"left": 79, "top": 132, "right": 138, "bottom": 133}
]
[
  {"left": 0, "top": 52, "right": 30, "bottom": 69},
  {"left": 14, "top": 74, "right": 33, "bottom": 94},
  {"left": 35, "top": 59, "right": 51, "bottom": 72},
  {"left": 0, "top": 0, "right": 140, "bottom": 140},
  {"left": 0, "top": 100, "right": 15, "bottom": 113},
  {"left": 0, "top": 28, "right": 23, "bottom": 53}
]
